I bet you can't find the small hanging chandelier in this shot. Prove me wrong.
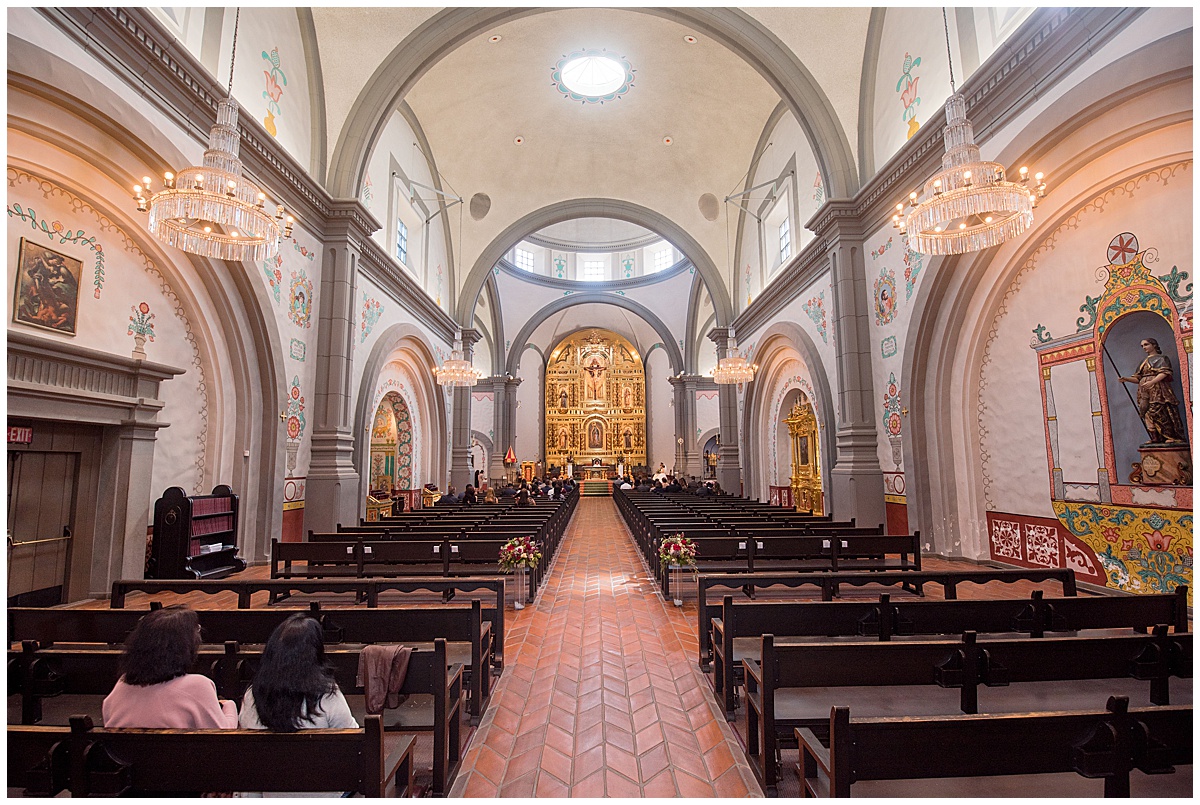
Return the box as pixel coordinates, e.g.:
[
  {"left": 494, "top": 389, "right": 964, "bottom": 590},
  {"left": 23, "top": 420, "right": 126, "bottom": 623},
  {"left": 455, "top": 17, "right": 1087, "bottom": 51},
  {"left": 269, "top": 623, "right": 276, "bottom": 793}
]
[
  {"left": 434, "top": 336, "right": 480, "bottom": 387},
  {"left": 894, "top": 8, "right": 1046, "bottom": 256},
  {"left": 712, "top": 345, "right": 757, "bottom": 386},
  {"left": 134, "top": 8, "right": 293, "bottom": 262}
]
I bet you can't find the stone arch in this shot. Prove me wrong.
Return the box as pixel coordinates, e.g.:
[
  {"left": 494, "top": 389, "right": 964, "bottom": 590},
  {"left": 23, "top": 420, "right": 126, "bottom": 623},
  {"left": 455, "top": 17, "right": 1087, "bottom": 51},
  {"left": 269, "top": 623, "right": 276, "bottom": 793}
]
[
  {"left": 503, "top": 294, "right": 685, "bottom": 378},
  {"left": 460, "top": 199, "right": 733, "bottom": 333},
  {"left": 742, "top": 321, "right": 835, "bottom": 504},
  {"left": 326, "top": 8, "right": 856, "bottom": 200},
  {"left": 354, "top": 322, "right": 451, "bottom": 505}
]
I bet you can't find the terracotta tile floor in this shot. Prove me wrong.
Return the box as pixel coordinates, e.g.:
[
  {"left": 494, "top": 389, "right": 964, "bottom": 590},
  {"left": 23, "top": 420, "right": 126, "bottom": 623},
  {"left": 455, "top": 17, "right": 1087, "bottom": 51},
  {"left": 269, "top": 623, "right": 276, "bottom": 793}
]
[{"left": 449, "top": 497, "right": 762, "bottom": 798}]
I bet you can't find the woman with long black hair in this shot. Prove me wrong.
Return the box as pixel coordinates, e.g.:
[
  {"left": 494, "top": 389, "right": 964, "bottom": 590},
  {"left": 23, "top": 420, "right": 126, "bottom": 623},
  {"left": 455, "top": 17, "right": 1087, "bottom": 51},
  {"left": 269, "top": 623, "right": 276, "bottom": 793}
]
[{"left": 239, "top": 613, "right": 357, "bottom": 731}]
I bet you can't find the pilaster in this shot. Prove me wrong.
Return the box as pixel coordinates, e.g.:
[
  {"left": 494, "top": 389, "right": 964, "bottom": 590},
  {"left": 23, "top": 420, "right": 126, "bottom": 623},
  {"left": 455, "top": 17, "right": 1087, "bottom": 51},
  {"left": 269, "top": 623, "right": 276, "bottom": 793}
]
[
  {"left": 707, "top": 328, "right": 744, "bottom": 494},
  {"left": 450, "top": 329, "right": 481, "bottom": 490},
  {"left": 306, "top": 199, "right": 379, "bottom": 533}
]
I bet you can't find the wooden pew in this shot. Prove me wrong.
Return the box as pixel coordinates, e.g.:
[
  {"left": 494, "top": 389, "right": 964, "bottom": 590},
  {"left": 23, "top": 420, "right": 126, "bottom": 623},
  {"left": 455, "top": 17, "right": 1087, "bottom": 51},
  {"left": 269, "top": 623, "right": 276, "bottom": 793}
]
[
  {"left": 9, "top": 713, "right": 416, "bottom": 797},
  {"left": 797, "top": 697, "right": 1192, "bottom": 798},
  {"left": 695, "top": 567, "right": 1080, "bottom": 667},
  {"left": 711, "top": 587, "right": 1190, "bottom": 717},
  {"left": 11, "top": 600, "right": 497, "bottom": 721},
  {"left": 8, "top": 638, "right": 464, "bottom": 795},
  {"left": 742, "top": 628, "right": 1192, "bottom": 793}
]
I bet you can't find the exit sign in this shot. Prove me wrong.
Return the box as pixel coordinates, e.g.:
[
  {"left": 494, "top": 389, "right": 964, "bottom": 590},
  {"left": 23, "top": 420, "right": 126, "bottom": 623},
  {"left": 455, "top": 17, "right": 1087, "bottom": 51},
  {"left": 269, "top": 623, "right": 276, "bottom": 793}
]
[{"left": 7, "top": 426, "right": 33, "bottom": 445}]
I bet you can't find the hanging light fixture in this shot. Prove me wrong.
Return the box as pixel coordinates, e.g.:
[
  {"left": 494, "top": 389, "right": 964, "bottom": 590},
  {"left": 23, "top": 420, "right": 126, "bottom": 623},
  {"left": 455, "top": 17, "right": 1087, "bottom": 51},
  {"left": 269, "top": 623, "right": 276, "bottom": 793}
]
[
  {"left": 712, "top": 340, "right": 757, "bottom": 386},
  {"left": 135, "top": 8, "right": 292, "bottom": 262},
  {"left": 894, "top": 8, "right": 1046, "bottom": 256},
  {"left": 434, "top": 334, "right": 481, "bottom": 387}
]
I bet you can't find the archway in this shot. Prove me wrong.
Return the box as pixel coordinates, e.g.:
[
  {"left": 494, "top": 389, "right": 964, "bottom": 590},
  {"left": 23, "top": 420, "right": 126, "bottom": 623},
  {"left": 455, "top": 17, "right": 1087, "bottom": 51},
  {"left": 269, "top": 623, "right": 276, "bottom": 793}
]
[{"left": 368, "top": 391, "right": 415, "bottom": 496}]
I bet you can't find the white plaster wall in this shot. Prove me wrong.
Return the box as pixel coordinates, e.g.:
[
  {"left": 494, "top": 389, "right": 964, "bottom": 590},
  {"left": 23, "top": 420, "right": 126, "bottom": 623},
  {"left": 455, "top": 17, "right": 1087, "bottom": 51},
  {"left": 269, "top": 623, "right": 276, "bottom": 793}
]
[
  {"left": 471, "top": 390, "right": 496, "bottom": 448},
  {"left": 694, "top": 390, "right": 719, "bottom": 451},
  {"left": 514, "top": 348, "right": 544, "bottom": 465},
  {"left": 224, "top": 8, "right": 315, "bottom": 174},
  {"left": 646, "top": 349, "right": 675, "bottom": 470},
  {"left": 362, "top": 110, "right": 453, "bottom": 312}
]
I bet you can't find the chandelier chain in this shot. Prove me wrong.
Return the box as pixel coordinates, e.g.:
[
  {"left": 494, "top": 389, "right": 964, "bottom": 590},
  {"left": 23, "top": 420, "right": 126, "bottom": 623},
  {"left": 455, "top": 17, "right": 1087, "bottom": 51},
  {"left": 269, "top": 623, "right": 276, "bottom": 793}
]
[
  {"left": 227, "top": 7, "right": 241, "bottom": 95},
  {"left": 942, "top": 7, "right": 956, "bottom": 93}
]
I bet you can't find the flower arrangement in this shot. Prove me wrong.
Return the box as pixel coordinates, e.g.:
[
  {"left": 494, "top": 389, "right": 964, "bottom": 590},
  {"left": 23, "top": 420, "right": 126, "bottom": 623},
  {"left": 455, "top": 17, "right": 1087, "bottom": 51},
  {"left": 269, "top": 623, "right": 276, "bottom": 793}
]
[
  {"left": 658, "top": 533, "right": 697, "bottom": 567},
  {"left": 498, "top": 535, "right": 542, "bottom": 572}
]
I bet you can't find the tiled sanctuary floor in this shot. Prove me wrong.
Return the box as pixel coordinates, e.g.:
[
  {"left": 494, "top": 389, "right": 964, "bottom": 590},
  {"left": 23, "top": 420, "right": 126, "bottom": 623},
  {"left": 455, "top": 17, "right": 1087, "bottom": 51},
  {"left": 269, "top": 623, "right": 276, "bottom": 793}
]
[{"left": 448, "top": 496, "right": 763, "bottom": 798}]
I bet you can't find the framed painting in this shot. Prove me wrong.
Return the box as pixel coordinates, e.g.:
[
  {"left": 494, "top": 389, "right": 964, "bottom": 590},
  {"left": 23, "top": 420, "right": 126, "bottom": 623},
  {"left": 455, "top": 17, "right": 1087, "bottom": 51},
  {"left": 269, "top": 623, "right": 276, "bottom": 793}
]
[{"left": 13, "top": 238, "right": 81, "bottom": 335}]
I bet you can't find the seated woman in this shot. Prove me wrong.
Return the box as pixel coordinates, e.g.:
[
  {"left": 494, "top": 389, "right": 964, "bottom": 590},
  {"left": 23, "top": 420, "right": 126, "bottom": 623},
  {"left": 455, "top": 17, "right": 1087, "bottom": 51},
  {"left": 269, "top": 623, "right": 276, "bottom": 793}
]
[
  {"left": 462, "top": 484, "right": 478, "bottom": 505},
  {"left": 483, "top": 486, "right": 498, "bottom": 504},
  {"left": 515, "top": 488, "right": 535, "bottom": 507},
  {"left": 102, "top": 605, "right": 237, "bottom": 729},
  {"left": 239, "top": 613, "right": 357, "bottom": 732}
]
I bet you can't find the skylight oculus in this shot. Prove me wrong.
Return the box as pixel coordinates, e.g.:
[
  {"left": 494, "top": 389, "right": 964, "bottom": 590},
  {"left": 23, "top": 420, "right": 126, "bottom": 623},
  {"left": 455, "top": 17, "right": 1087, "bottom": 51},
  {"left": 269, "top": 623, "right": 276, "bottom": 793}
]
[{"left": 551, "top": 49, "right": 635, "bottom": 104}]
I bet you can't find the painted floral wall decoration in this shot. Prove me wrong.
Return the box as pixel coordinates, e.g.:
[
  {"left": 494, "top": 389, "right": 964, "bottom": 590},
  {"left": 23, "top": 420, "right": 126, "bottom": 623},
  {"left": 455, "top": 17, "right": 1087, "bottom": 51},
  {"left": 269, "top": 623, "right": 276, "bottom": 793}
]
[
  {"left": 284, "top": 375, "right": 306, "bottom": 442},
  {"left": 262, "top": 253, "right": 283, "bottom": 302},
  {"left": 802, "top": 291, "right": 828, "bottom": 344},
  {"left": 289, "top": 338, "right": 306, "bottom": 361},
  {"left": 882, "top": 372, "right": 903, "bottom": 437},
  {"left": 812, "top": 171, "right": 824, "bottom": 206},
  {"left": 8, "top": 203, "right": 106, "bottom": 298},
  {"left": 897, "top": 51, "right": 922, "bottom": 139},
  {"left": 288, "top": 269, "right": 313, "bottom": 328},
  {"left": 127, "top": 301, "right": 156, "bottom": 342},
  {"left": 873, "top": 267, "right": 899, "bottom": 325},
  {"left": 902, "top": 236, "right": 924, "bottom": 299},
  {"left": 261, "top": 46, "right": 287, "bottom": 137},
  {"left": 361, "top": 295, "right": 383, "bottom": 343},
  {"left": 360, "top": 171, "right": 373, "bottom": 210}
]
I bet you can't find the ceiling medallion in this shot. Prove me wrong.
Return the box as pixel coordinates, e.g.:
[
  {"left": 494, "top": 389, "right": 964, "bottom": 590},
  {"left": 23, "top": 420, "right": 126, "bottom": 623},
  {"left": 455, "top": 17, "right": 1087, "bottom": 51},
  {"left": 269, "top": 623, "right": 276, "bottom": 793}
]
[{"left": 551, "top": 48, "right": 635, "bottom": 105}]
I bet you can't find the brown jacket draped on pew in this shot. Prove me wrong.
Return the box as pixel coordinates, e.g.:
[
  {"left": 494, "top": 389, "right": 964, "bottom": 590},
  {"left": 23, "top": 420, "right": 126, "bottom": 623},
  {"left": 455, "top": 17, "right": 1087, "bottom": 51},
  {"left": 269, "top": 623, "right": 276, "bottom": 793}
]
[{"left": 356, "top": 644, "right": 413, "bottom": 714}]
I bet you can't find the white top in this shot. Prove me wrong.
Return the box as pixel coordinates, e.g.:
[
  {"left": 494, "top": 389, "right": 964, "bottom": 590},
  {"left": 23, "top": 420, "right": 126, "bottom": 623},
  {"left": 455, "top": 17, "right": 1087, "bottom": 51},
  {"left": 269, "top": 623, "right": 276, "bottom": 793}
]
[{"left": 238, "top": 686, "right": 358, "bottom": 730}]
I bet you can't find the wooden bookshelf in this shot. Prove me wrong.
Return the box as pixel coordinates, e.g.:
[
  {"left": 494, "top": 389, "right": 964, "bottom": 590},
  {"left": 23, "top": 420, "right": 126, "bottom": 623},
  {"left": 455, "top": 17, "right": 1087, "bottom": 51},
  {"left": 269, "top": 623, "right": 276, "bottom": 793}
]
[{"left": 149, "top": 485, "right": 246, "bottom": 579}]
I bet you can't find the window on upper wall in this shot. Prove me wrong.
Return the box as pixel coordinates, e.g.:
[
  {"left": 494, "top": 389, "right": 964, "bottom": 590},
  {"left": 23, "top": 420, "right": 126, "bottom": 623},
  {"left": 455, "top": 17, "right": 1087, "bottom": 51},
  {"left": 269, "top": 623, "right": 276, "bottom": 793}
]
[
  {"left": 515, "top": 248, "right": 535, "bottom": 272},
  {"left": 396, "top": 219, "right": 409, "bottom": 265},
  {"left": 652, "top": 247, "right": 673, "bottom": 273},
  {"left": 581, "top": 260, "right": 606, "bottom": 282},
  {"left": 779, "top": 217, "right": 792, "bottom": 263}
]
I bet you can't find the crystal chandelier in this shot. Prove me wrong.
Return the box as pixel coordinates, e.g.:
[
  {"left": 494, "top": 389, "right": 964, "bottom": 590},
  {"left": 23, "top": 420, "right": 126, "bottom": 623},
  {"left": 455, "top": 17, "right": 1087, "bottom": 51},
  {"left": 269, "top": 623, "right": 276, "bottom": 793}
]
[
  {"left": 712, "top": 347, "right": 757, "bottom": 385},
  {"left": 434, "top": 338, "right": 480, "bottom": 387},
  {"left": 894, "top": 9, "right": 1046, "bottom": 256},
  {"left": 134, "top": 9, "right": 292, "bottom": 262}
]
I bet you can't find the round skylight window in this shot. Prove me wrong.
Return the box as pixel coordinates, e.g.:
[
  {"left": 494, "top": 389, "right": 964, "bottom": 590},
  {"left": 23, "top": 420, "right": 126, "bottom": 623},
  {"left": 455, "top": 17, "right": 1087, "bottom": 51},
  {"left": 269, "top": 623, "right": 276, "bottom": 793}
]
[
  {"left": 552, "top": 49, "right": 635, "bottom": 104},
  {"left": 561, "top": 55, "right": 625, "bottom": 96}
]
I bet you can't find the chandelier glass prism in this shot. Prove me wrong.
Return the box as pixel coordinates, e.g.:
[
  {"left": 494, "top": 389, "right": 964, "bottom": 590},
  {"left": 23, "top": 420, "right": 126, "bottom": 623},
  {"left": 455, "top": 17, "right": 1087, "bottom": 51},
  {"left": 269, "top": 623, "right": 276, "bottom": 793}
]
[
  {"left": 133, "top": 9, "right": 292, "bottom": 262},
  {"left": 712, "top": 348, "right": 757, "bottom": 385},
  {"left": 895, "top": 9, "right": 1046, "bottom": 256}
]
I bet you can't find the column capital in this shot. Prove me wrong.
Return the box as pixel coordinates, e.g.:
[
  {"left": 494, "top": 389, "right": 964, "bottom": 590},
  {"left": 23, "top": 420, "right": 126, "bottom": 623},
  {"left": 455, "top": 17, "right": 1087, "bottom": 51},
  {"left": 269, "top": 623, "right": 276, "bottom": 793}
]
[
  {"left": 707, "top": 327, "right": 731, "bottom": 351},
  {"left": 325, "top": 198, "right": 382, "bottom": 248},
  {"left": 460, "top": 327, "right": 482, "bottom": 351}
]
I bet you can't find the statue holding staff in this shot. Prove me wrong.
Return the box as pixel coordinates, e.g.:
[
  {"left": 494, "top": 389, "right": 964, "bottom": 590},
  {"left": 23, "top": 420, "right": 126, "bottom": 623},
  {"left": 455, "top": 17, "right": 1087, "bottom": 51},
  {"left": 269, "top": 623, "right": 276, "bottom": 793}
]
[{"left": 1118, "top": 338, "right": 1187, "bottom": 444}]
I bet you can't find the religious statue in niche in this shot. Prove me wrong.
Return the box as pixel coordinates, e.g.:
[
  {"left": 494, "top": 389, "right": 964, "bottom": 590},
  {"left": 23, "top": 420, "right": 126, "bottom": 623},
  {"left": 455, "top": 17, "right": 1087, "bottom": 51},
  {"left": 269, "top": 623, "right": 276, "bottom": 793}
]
[
  {"left": 588, "top": 421, "right": 604, "bottom": 450},
  {"left": 622, "top": 386, "right": 633, "bottom": 408},
  {"left": 623, "top": 429, "right": 633, "bottom": 450},
  {"left": 1119, "top": 338, "right": 1187, "bottom": 445},
  {"left": 559, "top": 387, "right": 569, "bottom": 409}
]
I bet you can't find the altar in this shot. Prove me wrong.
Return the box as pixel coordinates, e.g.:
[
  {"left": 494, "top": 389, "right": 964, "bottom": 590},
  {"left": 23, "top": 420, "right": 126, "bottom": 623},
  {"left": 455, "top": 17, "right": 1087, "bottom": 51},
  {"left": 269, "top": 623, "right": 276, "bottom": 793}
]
[{"left": 584, "top": 466, "right": 608, "bottom": 480}]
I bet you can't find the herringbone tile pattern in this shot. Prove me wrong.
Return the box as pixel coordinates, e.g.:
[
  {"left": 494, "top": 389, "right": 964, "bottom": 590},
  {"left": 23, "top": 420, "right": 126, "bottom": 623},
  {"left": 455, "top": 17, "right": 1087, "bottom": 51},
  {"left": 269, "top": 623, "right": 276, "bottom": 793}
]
[{"left": 449, "top": 497, "right": 761, "bottom": 797}]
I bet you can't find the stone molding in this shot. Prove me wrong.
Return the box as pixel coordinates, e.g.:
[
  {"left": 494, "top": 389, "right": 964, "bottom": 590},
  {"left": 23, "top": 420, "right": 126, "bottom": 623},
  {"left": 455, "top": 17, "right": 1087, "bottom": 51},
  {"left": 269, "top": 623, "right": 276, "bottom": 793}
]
[{"left": 494, "top": 257, "right": 693, "bottom": 292}]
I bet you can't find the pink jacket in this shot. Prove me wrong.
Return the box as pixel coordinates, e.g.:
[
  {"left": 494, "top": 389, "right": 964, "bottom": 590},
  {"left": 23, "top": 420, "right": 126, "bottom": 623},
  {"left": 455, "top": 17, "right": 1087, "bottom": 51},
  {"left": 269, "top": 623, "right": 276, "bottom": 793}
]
[{"left": 102, "top": 674, "right": 238, "bottom": 729}]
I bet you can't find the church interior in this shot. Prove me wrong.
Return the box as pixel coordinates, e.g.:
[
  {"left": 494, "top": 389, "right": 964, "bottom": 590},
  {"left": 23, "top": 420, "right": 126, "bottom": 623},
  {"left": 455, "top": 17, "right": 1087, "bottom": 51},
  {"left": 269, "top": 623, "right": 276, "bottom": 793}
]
[{"left": 6, "top": 6, "right": 1193, "bottom": 798}]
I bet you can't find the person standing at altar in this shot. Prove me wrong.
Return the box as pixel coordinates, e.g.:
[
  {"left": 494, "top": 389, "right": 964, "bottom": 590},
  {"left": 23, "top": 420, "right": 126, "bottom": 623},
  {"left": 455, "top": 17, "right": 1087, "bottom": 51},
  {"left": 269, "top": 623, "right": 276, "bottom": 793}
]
[{"left": 653, "top": 463, "right": 667, "bottom": 482}]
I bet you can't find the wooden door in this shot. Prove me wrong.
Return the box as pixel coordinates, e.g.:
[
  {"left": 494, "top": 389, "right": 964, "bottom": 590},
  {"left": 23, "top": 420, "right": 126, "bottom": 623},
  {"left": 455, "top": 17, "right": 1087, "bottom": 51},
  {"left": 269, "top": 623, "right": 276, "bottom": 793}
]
[{"left": 7, "top": 450, "right": 78, "bottom": 606}]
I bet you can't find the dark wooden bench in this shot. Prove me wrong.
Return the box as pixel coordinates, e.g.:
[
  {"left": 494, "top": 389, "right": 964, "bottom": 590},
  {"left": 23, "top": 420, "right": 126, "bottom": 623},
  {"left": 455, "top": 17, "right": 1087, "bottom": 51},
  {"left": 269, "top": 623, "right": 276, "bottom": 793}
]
[
  {"left": 11, "top": 599, "right": 497, "bottom": 721},
  {"left": 742, "top": 628, "right": 1192, "bottom": 793},
  {"left": 8, "top": 638, "right": 464, "bottom": 795},
  {"left": 8, "top": 713, "right": 416, "bottom": 797},
  {"left": 797, "top": 697, "right": 1192, "bottom": 798},
  {"left": 711, "top": 586, "right": 1190, "bottom": 717},
  {"left": 695, "top": 567, "right": 1080, "bottom": 667}
]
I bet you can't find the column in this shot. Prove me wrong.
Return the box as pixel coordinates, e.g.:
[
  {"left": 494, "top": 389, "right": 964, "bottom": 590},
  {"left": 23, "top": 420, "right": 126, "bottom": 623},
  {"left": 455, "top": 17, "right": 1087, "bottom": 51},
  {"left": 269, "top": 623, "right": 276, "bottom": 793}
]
[
  {"left": 306, "top": 200, "right": 375, "bottom": 533},
  {"left": 667, "top": 374, "right": 694, "bottom": 476},
  {"left": 707, "top": 328, "right": 743, "bottom": 494},
  {"left": 449, "top": 328, "right": 481, "bottom": 491},
  {"left": 486, "top": 376, "right": 508, "bottom": 484},
  {"left": 813, "top": 201, "right": 886, "bottom": 526}
]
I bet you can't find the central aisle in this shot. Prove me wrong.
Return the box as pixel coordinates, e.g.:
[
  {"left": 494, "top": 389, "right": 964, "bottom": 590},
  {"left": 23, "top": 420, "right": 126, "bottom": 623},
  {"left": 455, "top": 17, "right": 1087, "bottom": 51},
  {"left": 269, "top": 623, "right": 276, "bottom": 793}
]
[{"left": 450, "top": 497, "right": 762, "bottom": 797}]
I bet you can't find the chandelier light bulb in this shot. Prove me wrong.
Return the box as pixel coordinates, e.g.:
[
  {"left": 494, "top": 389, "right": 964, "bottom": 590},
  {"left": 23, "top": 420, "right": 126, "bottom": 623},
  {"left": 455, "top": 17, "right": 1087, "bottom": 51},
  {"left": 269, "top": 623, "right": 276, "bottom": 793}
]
[
  {"left": 984, "top": 216, "right": 993, "bottom": 223},
  {"left": 142, "top": 176, "right": 152, "bottom": 187},
  {"left": 203, "top": 226, "right": 212, "bottom": 233},
  {"left": 133, "top": 184, "right": 142, "bottom": 194}
]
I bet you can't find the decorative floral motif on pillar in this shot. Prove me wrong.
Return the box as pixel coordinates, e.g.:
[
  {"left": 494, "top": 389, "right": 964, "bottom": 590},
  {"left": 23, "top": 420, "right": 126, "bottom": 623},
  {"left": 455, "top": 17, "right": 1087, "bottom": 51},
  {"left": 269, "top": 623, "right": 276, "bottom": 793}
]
[
  {"left": 902, "top": 235, "right": 924, "bottom": 299},
  {"left": 262, "top": 253, "right": 283, "bottom": 302},
  {"left": 284, "top": 376, "right": 306, "bottom": 443},
  {"left": 882, "top": 372, "right": 902, "bottom": 437},
  {"left": 261, "top": 46, "right": 288, "bottom": 137}
]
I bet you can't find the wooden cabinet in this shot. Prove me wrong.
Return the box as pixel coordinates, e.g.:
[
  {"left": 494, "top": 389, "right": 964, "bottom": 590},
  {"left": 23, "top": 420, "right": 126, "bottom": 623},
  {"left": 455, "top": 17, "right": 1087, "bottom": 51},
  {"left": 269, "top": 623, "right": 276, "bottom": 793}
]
[{"left": 149, "top": 485, "right": 246, "bottom": 579}]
